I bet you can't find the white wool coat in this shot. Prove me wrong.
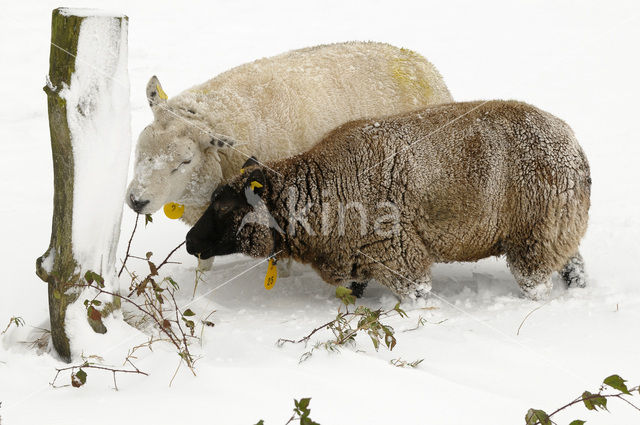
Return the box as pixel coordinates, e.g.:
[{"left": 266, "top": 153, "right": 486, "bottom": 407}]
[{"left": 126, "top": 41, "right": 453, "bottom": 224}]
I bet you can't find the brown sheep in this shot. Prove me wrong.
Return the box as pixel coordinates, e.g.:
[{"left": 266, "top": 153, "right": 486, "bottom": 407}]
[{"left": 185, "top": 100, "right": 591, "bottom": 301}]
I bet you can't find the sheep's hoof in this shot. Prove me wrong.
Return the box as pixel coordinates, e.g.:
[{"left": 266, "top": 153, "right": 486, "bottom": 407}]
[
  {"left": 349, "top": 282, "right": 368, "bottom": 298},
  {"left": 561, "top": 253, "right": 587, "bottom": 288}
]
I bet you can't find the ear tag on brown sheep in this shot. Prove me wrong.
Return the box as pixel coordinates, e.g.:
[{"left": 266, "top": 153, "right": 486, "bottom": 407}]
[
  {"left": 264, "top": 258, "right": 277, "bottom": 290},
  {"left": 163, "top": 202, "right": 184, "bottom": 219},
  {"left": 156, "top": 83, "right": 168, "bottom": 100},
  {"left": 250, "top": 180, "right": 263, "bottom": 191}
]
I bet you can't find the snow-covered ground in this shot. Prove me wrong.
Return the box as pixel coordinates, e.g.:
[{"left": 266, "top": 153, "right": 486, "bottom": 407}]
[{"left": 1, "top": 1, "right": 639, "bottom": 424}]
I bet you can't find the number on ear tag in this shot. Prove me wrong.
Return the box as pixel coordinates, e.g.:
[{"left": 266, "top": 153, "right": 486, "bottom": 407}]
[
  {"left": 163, "top": 202, "right": 185, "bottom": 219},
  {"left": 264, "top": 258, "right": 277, "bottom": 290}
]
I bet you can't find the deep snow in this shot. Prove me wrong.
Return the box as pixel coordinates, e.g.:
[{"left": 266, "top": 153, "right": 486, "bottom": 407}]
[{"left": 1, "top": 1, "right": 639, "bottom": 424}]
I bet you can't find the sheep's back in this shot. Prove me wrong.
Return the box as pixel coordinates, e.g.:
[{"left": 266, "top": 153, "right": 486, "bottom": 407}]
[{"left": 298, "top": 100, "right": 590, "bottom": 262}]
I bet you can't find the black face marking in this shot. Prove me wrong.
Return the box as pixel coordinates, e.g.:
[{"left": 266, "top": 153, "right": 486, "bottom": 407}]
[
  {"left": 185, "top": 184, "right": 248, "bottom": 259},
  {"left": 187, "top": 109, "right": 196, "bottom": 114},
  {"left": 218, "top": 140, "right": 224, "bottom": 147},
  {"left": 150, "top": 91, "right": 157, "bottom": 97}
]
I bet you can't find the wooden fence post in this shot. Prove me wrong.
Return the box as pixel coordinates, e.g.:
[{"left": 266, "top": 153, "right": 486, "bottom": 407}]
[{"left": 36, "top": 8, "right": 130, "bottom": 362}]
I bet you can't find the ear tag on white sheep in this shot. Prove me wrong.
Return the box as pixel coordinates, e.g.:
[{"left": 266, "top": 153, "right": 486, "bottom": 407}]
[
  {"left": 156, "top": 83, "right": 168, "bottom": 100},
  {"left": 163, "top": 202, "right": 184, "bottom": 219},
  {"left": 264, "top": 258, "right": 277, "bottom": 290},
  {"left": 250, "top": 180, "right": 263, "bottom": 191}
]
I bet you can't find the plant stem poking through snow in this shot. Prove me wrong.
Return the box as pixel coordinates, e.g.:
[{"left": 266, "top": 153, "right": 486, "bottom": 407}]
[
  {"left": 117, "top": 213, "right": 139, "bottom": 278},
  {"left": 524, "top": 374, "right": 640, "bottom": 424},
  {"left": 50, "top": 359, "right": 147, "bottom": 390},
  {"left": 82, "top": 242, "right": 198, "bottom": 375},
  {"left": 277, "top": 286, "right": 408, "bottom": 363},
  {"left": 1, "top": 316, "right": 25, "bottom": 335},
  {"left": 255, "top": 397, "right": 320, "bottom": 425}
]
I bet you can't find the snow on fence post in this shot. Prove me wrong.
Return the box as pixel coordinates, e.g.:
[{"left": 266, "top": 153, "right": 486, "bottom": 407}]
[{"left": 36, "top": 8, "right": 130, "bottom": 362}]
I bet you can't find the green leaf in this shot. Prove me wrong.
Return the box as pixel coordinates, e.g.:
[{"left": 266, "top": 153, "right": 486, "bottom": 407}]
[
  {"left": 76, "top": 368, "right": 87, "bottom": 383},
  {"left": 183, "top": 309, "right": 196, "bottom": 317},
  {"left": 335, "top": 286, "right": 351, "bottom": 299},
  {"left": 168, "top": 277, "right": 179, "bottom": 289},
  {"left": 71, "top": 368, "right": 88, "bottom": 387},
  {"left": 145, "top": 214, "right": 153, "bottom": 226},
  {"left": 297, "top": 397, "right": 311, "bottom": 412},
  {"left": 603, "top": 374, "right": 631, "bottom": 395},
  {"left": 524, "top": 408, "right": 551, "bottom": 425},
  {"left": 91, "top": 300, "right": 102, "bottom": 306},
  {"left": 53, "top": 290, "right": 61, "bottom": 299},
  {"left": 384, "top": 333, "right": 397, "bottom": 351},
  {"left": 568, "top": 420, "right": 586, "bottom": 425},
  {"left": 393, "top": 302, "right": 408, "bottom": 318},
  {"left": 582, "top": 391, "right": 608, "bottom": 411},
  {"left": 84, "top": 270, "right": 105, "bottom": 287},
  {"left": 254, "top": 421, "right": 264, "bottom": 425}
]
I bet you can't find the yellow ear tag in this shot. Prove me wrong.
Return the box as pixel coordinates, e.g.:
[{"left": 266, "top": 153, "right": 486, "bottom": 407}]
[
  {"left": 163, "top": 202, "right": 185, "bottom": 219},
  {"left": 264, "top": 258, "right": 277, "bottom": 290},
  {"left": 156, "top": 83, "right": 168, "bottom": 100},
  {"left": 250, "top": 180, "right": 263, "bottom": 191}
]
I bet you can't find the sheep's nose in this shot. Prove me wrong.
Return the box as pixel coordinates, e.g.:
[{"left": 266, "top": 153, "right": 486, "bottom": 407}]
[
  {"left": 185, "top": 231, "right": 200, "bottom": 255},
  {"left": 129, "top": 193, "right": 150, "bottom": 213}
]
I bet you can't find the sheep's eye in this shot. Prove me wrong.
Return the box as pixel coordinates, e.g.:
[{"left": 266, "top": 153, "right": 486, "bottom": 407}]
[
  {"left": 215, "top": 203, "right": 231, "bottom": 215},
  {"left": 170, "top": 159, "right": 192, "bottom": 174}
]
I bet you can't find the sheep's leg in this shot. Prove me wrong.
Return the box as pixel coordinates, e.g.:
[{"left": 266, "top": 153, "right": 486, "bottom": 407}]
[
  {"left": 377, "top": 271, "right": 432, "bottom": 301},
  {"left": 278, "top": 258, "right": 294, "bottom": 278},
  {"left": 349, "top": 281, "right": 368, "bottom": 298},
  {"left": 560, "top": 251, "right": 587, "bottom": 288},
  {"left": 506, "top": 238, "right": 562, "bottom": 300},
  {"left": 197, "top": 256, "right": 214, "bottom": 271},
  {"left": 408, "top": 275, "right": 432, "bottom": 300},
  {"left": 507, "top": 259, "right": 553, "bottom": 301}
]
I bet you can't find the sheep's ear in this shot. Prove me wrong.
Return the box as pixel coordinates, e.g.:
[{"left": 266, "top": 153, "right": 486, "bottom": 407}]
[
  {"left": 146, "top": 75, "right": 168, "bottom": 117},
  {"left": 241, "top": 156, "right": 260, "bottom": 171},
  {"left": 245, "top": 168, "right": 266, "bottom": 196}
]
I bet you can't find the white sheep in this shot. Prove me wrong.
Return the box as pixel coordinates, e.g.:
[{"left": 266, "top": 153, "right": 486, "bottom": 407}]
[{"left": 126, "top": 41, "right": 452, "bottom": 227}]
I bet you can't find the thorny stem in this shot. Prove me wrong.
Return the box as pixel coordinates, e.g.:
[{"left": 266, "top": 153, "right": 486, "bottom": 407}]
[
  {"left": 284, "top": 412, "right": 298, "bottom": 425},
  {"left": 277, "top": 305, "right": 402, "bottom": 347},
  {"left": 158, "top": 241, "right": 186, "bottom": 271},
  {"left": 277, "top": 312, "right": 353, "bottom": 346},
  {"left": 169, "top": 290, "right": 196, "bottom": 375},
  {"left": 127, "top": 241, "right": 185, "bottom": 298},
  {"left": 536, "top": 386, "right": 640, "bottom": 424},
  {"left": 51, "top": 361, "right": 148, "bottom": 390},
  {"left": 118, "top": 213, "right": 139, "bottom": 278},
  {"left": 83, "top": 281, "right": 195, "bottom": 373}
]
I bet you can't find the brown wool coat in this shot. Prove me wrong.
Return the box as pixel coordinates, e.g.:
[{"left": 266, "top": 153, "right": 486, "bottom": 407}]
[{"left": 203, "top": 100, "right": 591, "bottom": 300}]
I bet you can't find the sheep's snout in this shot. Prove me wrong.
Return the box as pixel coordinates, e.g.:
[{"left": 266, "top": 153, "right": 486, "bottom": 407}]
[
  {"left": 185, "top": 229, "right": 204, "bottom": 257},
  {"left": 128, "top": 193, "right": 150, "bottom": 213}
]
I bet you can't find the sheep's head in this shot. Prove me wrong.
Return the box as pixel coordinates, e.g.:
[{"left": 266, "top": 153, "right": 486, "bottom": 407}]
[
  {"left": 186, "top": 158, "right": 278, "bottom": 260},
  {"left": 126, "top": 76, "right": 236, "bottom": 214}
]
